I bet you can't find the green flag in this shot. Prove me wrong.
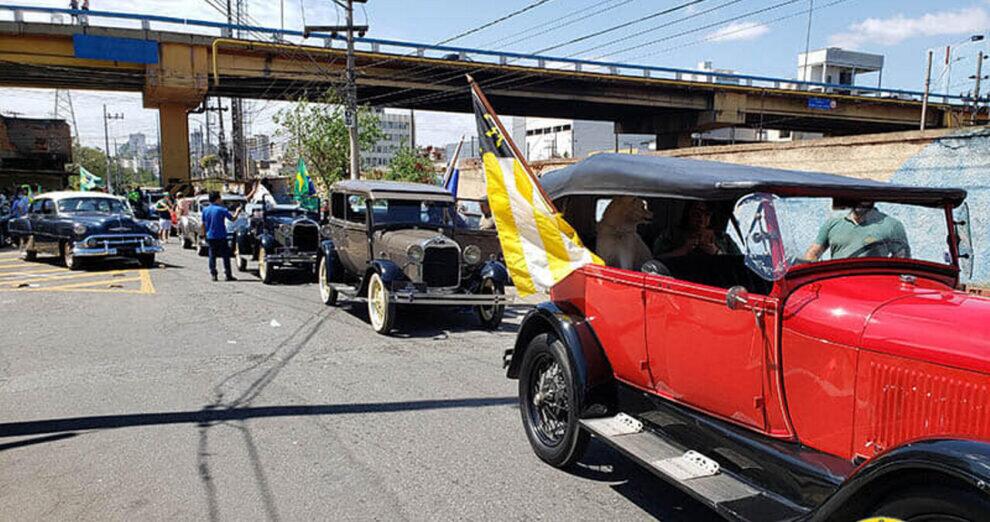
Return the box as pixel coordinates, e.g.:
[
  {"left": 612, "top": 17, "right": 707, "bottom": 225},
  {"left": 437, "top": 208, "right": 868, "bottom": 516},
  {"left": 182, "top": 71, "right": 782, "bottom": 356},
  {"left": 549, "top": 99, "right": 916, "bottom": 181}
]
[
  {"left": 79, "top": 166, "right": 101, "bottom": 191},
  {"left": 294, "top": 158, "right": 314, "bottom": 198}
]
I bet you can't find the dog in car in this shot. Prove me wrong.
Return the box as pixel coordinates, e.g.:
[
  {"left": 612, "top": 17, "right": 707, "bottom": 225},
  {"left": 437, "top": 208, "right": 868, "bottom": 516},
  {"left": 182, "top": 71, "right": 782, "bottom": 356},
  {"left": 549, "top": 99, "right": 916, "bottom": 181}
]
[{"left": 596, "top": 196, "right": 653, "bottom": 270}]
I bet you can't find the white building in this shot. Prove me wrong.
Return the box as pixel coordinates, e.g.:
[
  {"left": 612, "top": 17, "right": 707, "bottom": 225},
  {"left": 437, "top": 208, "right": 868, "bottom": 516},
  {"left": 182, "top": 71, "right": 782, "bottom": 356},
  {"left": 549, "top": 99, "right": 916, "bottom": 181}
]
[
  {"left": 521, "top": 117, "right": 654, "bottom": 161},
  {"left": 797, "top": 48, "right": 884, "bottom": 92},
  {"left": 366, "top": 110, "right": 413, "bottom": 170}
]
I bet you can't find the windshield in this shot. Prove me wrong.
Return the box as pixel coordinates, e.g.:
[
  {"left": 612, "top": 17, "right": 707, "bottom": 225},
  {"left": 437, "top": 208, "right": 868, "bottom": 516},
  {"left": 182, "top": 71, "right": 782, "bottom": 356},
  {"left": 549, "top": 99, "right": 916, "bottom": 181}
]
[
  {"left": 371, "top": 199, "right": 453, "bottom": 228},
  {"left": 58, "top": 197, "right": 131, "bottom": 215},
  {"left": 734, "top": 194, "right": 955, "bottom": 280}
]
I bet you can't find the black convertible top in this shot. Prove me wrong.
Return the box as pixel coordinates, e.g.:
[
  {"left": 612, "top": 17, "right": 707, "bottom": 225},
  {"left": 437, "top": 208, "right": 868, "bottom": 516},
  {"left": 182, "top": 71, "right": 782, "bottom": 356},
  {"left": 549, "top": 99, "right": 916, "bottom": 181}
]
[{"left": 541, "top": 154, "right": 966, "bottom": 208}]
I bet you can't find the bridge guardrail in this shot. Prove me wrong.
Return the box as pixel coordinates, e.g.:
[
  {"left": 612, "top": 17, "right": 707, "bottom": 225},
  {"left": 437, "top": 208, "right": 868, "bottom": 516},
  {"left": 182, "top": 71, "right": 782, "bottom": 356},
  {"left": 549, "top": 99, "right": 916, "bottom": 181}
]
[{"left": 0, "top": 3, "right": 972, "bottom": 105}]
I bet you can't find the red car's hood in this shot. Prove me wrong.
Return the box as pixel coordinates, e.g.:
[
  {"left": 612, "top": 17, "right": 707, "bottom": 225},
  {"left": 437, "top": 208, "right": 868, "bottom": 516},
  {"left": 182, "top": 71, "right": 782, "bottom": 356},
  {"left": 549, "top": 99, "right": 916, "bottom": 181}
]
[
  {"left": 862, "top": 288, "right": 990, "bottom": 374},
  {"left": 784, "top": 275, "right": 990, "bottom": 373}
]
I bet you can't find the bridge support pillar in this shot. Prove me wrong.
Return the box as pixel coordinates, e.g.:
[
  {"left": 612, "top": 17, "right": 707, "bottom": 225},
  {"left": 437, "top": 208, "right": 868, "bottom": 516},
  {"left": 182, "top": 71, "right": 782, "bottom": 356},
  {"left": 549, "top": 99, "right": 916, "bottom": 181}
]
[
  {"left": 141, "top": 42, "right": 209, "bottom": 186},
  {"left": 158, "top": 104, "right": 191, "bottom": 186},
  {"left": 654, "top": 132, "right": 695, "bottom": 150}
]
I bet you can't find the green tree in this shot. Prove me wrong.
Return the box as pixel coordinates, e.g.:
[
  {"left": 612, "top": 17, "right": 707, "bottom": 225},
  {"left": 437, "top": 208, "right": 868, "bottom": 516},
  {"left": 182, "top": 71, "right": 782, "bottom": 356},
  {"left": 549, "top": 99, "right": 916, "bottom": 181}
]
[
  {"left": 273, "top": 89, "right": 383, "bottom": 190},
  {"left": 378, "top": 144, "right": 437, "bottom": 184},
  {"left": 199, "top": 154, "right": 220, "bottom": 175}
]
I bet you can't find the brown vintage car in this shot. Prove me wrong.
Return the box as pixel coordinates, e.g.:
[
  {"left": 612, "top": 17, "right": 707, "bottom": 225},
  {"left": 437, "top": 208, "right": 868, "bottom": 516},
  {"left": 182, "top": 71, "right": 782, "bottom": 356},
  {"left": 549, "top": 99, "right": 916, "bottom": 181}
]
[{"left": 316, "top": 180, "right": 510, "bottom": 335}]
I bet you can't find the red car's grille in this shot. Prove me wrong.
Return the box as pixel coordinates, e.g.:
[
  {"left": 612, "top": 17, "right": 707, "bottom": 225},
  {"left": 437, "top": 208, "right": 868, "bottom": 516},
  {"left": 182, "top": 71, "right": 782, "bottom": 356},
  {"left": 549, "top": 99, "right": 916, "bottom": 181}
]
[{"left": 863, "top": 361, "right": 990, "bottom": 452}]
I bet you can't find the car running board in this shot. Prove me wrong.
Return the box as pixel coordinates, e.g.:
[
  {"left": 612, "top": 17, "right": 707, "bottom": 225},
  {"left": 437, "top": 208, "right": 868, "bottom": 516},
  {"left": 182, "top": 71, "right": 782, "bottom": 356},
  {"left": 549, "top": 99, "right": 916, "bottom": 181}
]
[
  {"left": 331, "top": 283, "right": 360, "bottom": 299},
  {"left": 580, "top": 415, "right": 806, "bottom": 522}
]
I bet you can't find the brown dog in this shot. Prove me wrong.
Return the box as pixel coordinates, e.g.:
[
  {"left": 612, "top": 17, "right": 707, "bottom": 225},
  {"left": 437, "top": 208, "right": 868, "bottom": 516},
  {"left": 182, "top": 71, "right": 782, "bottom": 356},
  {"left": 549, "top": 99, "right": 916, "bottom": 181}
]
[{"left": 596, "top": 196, "right": 653, "bottom": 270}]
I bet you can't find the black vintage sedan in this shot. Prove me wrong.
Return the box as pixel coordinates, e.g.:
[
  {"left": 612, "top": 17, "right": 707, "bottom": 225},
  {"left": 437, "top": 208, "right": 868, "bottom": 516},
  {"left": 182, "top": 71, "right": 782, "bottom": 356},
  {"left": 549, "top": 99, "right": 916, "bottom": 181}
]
[
  {"left": 234, "top": 201, "right": 321, "bottom": 284},
  {"left": 8, "top": 191, "right": 163, "bottom": 270}
]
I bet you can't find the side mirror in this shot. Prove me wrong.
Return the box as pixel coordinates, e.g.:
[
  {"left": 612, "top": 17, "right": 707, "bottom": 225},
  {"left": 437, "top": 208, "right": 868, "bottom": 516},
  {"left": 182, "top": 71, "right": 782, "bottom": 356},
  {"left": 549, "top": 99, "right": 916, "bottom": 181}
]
[{"left": 726, "top": 286, "right": 749, "bottom": 310}]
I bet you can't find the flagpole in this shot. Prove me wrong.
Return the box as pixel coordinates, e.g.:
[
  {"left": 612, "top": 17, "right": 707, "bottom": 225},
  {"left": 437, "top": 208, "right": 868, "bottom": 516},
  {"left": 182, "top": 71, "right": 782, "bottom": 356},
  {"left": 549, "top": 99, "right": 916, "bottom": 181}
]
[
  {"left": 442, "top": 135, "right": 464, "bottom": 187},
  {"left": 467, "top": 75, "right": 559, "bottom": 214}
]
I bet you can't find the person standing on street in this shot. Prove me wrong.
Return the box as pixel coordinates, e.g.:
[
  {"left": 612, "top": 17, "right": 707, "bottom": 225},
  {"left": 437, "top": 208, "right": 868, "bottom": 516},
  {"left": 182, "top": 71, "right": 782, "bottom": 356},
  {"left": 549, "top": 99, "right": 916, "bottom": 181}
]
[
  {"left": 201, "top": 192, "right": 241, "bottom": 281},
  {"left": 154, "top": 194, "right": 174, "bottom": 242}
]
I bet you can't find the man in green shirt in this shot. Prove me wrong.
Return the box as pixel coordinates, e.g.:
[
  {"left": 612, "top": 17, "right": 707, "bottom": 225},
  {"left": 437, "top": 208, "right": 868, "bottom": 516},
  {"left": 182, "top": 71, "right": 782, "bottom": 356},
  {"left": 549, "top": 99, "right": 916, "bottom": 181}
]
[{"left": 804, "top": 203, "right": 910, "bottom": 261}]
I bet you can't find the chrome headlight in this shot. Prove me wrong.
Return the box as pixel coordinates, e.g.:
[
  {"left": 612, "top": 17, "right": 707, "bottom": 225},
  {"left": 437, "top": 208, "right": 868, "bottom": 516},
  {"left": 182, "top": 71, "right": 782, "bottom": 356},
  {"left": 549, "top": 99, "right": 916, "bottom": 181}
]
[
  {"left": 463, "top": 244, "right": 482, "bottom": 265},
  {"left": 148, "top": 221, "right": 161, "bottom": 233},
  {"left": 72, "top": 223, "right": 87, "bottom": 236},
  {"left": 406, "top": 244, "right": 425, "bottom": 263},
  {"left": 279, "top": 224, "right": 291, "bottom": 235}
]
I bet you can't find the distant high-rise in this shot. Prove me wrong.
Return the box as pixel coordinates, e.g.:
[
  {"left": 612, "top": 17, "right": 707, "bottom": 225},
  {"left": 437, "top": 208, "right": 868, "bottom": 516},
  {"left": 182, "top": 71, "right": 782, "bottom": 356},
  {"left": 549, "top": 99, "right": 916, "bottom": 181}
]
[
  {"left": 366, "top": 109, "right": 413, "bottom": 169},
  {"left": 127, "top": 133, "right": 147, "bottom": 157}
]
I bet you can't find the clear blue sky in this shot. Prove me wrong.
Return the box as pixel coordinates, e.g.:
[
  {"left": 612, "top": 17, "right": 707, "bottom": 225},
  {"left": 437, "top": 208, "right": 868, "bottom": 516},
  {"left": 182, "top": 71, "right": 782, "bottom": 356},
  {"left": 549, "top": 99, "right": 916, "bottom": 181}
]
[{"left": 2, "top": 0, "right": 988, "bottom": 148}]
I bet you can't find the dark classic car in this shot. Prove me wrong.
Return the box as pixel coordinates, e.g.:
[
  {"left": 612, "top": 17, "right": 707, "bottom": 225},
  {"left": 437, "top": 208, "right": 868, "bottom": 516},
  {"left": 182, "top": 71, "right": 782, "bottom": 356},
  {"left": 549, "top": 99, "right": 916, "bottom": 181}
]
[
  {"left": 505, "top": 154, "right": 990, "bottom": 521},
  {"left": 318, "top": 180, "right": 510, "bottom": 334},
  {"left": 180, "top": 193, "right": 247, "bottom": 256},
  {"left": 234, "top": 201, "right": 321, "bottom": 284},
  {"left": 8, "top": 191, "right": 162, "bottom": 269}
]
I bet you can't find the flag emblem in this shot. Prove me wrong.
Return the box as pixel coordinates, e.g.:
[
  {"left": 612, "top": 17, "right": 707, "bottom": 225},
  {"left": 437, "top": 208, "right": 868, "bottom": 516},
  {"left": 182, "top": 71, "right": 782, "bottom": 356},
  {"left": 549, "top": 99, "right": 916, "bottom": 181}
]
[
  {"left": 79, "top": 166, "right": 101, "bottom": 191},
  {"left": 470, "top": 78, "right": 601, "bottom": 297}
]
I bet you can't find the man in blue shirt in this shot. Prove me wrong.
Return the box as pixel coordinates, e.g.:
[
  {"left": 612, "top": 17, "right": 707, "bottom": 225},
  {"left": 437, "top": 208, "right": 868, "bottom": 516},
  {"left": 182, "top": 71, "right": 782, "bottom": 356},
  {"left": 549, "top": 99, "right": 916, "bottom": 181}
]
[
  {"left": 11, "top": 188, "right": 29, "bottom": 218},
  {"left": 200, "top": 191, "right": 242, "bottom": 281}
]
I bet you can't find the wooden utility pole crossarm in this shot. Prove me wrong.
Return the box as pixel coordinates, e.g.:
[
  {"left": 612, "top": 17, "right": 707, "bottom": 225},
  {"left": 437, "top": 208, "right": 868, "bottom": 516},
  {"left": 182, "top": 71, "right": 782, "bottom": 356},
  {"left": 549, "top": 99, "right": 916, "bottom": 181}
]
[{"left": 305, "top": 0, "right": 368, "bottom": 180}]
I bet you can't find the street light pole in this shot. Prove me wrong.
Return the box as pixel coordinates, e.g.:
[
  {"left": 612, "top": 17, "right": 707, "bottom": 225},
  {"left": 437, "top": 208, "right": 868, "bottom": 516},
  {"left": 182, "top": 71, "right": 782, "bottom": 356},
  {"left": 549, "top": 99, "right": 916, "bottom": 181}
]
[
  {"left": 103, "top": 104, "right": 124, "bottom": 193},
  {"left": 305, "top": 0, "right": 369, "bottom": 180},
  {"left": 921, "top": 50, "right": 933, "bottom": 131}
]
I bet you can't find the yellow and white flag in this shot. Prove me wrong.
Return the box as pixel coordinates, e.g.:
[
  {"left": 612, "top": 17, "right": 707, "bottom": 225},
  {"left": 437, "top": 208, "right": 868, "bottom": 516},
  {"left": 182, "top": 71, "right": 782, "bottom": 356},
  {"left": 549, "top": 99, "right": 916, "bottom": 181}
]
[{"left": 471, "top": 78, "right": 602, "bottom": 297}]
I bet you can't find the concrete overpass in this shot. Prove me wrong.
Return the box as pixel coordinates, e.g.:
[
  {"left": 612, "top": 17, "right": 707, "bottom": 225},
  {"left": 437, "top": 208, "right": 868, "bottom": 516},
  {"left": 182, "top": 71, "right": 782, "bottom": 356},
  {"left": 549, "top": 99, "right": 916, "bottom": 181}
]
[{"left": 0, "top": 5, "right": 973, "bottom": 183}]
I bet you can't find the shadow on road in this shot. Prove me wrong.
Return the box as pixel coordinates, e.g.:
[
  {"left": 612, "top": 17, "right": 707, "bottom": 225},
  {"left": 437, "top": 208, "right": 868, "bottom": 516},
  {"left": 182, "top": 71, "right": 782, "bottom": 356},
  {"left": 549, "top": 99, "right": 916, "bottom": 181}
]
[
  {"left": 0, "top": 397, "right": 518, "bottom": 438},
  {"left": 569, "top": 439, "right": 722, "bottom": 521},
  {"left": 337, "top": 301, "right": 524, "bottom": 338}
]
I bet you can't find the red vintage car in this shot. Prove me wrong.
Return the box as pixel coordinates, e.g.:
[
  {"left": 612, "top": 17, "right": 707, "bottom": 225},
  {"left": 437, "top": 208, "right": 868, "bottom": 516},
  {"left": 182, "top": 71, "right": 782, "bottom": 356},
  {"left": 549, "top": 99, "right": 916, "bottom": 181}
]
[{"left": 505, "top": 154, "right": 988, "bottom": 521}]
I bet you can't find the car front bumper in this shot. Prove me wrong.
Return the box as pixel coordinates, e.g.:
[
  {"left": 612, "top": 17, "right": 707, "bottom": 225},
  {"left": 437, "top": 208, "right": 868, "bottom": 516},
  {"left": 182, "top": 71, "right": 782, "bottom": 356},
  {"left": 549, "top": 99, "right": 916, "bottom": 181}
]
[
  {"left": 264, "top": 251, "right": 317, "bottom": 266},
  {"left": 389, "top": 290, "right": 512, "bottom": 306},
  {"left": 74, "top": 235, "right": 163, "bottom": 258}
]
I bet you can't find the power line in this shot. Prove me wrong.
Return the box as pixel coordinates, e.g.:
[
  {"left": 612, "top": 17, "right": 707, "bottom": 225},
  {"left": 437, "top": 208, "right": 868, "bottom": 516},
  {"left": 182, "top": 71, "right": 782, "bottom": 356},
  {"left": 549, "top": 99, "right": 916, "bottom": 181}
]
[
  {"left": 567, "top": 0, "right": 747, "bottom": 59},
  {"left": 532, "top": 0, "right": 708, "bottom": 54},
  {"left": 481, "top": 0, "right": 638, "bottom": 49},
  {"left": 436, "top": 0, "right": 559, "bottom": 46}
]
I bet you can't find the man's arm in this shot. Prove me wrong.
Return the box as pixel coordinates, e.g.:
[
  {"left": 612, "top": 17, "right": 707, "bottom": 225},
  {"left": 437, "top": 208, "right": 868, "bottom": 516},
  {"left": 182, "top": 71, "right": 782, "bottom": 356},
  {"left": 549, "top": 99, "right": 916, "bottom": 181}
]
[
  {"left": 804, "top": 220, "right": 833, "bottom": 261},
  {"left": 803, "top": 244, "right": 826, "bottom": 261}
]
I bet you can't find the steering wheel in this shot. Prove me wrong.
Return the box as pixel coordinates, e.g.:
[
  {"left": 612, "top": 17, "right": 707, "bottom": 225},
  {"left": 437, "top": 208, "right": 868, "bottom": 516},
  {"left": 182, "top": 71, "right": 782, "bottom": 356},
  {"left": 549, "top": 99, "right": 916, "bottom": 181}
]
[{"left": 641, "top": 259, "right": 672, "bottom": 276}]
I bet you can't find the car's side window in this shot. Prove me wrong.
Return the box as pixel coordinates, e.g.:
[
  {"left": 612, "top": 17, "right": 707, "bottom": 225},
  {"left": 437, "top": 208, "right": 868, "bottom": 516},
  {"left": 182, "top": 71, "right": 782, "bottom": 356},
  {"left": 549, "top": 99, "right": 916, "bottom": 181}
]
[
  {"left": 29, "top": 199, "right": 46, "bottom": 215},
  {"left": 345, "top": 195, "right": 366, "bottom": 224},
  {"left": 42, "top": 199, "right": 56, "bottom": 215},
  {"left": 330, "top": 193, "right": 346, "bottom": 220}
]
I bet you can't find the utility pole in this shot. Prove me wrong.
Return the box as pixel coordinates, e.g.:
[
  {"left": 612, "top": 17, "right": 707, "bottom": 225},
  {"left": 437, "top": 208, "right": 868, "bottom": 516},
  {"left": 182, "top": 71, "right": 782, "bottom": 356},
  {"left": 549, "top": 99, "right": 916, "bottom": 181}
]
[
  {"left": 921, "top": 50, "right": 933, "bottom": 131},
  {"left": 971, "top": 51, "right": 986, "bottom": 124},
  {"left": 802, "top": 0, "right": 814, "bottom": 82},
  {"left": 305, "top": 0, "right": 369, "bottom": 179},
  {"left": 103, "top": 105, "right": 124, "bottom": 193}
]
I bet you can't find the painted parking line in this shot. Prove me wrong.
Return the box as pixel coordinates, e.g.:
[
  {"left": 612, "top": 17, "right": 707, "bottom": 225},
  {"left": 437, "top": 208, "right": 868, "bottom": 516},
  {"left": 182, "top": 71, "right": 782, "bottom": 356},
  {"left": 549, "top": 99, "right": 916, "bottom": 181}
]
[
  {"left": 0, "top": 258, "right": 156, "bottom": 294},
  {"left": 0, "top": 269, "right": 131, "bottom": 287}
]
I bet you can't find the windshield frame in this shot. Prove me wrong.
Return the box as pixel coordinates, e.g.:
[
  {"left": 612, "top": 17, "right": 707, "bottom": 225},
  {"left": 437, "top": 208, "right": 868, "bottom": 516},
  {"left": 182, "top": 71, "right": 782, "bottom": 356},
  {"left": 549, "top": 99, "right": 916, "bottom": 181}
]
[
  {"left": 367, "top": 196, "right": 455, "bottom": 231},
  {"left": 733, "top": 192, "right": 962, "bottom": 283}
]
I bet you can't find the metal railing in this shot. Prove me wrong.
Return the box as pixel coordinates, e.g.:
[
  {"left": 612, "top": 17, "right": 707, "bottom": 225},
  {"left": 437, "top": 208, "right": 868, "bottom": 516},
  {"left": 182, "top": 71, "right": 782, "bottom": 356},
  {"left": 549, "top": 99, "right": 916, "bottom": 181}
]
[{"left": 0, "top": 3, "right": 971, "bottom": 104}]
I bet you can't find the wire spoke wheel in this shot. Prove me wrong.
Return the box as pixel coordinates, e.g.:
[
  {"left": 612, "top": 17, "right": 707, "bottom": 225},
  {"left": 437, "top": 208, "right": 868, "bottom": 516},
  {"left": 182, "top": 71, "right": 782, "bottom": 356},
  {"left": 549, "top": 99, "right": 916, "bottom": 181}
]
[{"left": 528, "top": 355, "right": 570, "bottom": 447}]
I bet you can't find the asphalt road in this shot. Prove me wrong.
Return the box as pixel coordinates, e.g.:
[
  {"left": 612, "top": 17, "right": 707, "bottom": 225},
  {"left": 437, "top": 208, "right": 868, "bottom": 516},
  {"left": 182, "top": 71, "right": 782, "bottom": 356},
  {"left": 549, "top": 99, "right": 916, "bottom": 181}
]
[{"left": 0, "top": 243, "right": 718, "bottom": 521}]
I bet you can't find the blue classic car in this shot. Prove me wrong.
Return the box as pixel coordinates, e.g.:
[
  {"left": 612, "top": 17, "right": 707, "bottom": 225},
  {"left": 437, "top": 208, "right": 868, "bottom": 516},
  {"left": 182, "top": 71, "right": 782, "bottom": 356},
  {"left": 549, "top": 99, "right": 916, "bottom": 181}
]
[
  {"left": 234, "top": 201, "right": 321, "bottom": 284},
  {"left": 8, "top": 191, "right": 163, "bottom": 270}
]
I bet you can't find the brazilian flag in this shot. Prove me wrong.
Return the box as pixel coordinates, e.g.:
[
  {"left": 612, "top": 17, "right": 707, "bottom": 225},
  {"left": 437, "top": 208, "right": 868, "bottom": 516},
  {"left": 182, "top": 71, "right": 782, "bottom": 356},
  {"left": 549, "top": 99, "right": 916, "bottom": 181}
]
[
  {"left": 293, "top": 158, "right": 319, "bottom": 212},
  {"left": 79, "top": 166, "right": 102, "bottom": 191}
]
